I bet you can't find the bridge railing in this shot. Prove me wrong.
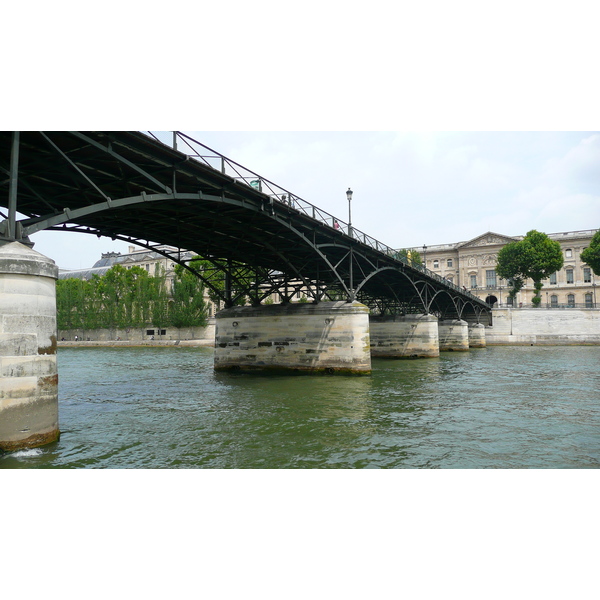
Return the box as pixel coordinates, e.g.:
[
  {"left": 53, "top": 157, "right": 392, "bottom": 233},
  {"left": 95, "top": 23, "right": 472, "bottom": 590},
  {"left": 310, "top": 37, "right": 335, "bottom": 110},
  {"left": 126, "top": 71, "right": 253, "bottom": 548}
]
[{"left": 145, "top": 131, "right": 484, "bottom": 305}]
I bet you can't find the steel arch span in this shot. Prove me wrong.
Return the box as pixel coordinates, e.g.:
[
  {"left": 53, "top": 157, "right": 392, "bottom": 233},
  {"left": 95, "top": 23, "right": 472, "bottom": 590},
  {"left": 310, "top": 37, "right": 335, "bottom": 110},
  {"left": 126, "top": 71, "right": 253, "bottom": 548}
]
[{"left": 0, "top": 131, "right": 492, "bottom": 325}]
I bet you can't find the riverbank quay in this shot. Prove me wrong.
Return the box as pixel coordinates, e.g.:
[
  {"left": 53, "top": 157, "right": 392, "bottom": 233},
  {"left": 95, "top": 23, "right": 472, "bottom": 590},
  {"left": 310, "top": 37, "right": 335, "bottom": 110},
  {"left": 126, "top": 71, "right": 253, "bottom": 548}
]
[
  {"left": 486, "top": 307, "right": 600, "bottom": 345},
  {"left": 58, "top": 339, "right": 213, "bottom": 348},
  {"left": 57, "top": 308, "right": 600, "bottom": 349},
  {"left": 58, "top": 320, "right": 216, "bottom": 346}
]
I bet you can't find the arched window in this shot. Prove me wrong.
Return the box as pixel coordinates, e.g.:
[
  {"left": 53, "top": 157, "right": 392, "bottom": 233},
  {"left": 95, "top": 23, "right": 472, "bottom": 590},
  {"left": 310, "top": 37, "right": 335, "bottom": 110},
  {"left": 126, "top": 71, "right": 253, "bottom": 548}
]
[
  {"left": 550, "top": 295, "right": 558, "bottom": 307},
  {"left": 585, "top": 293, "right": 593, "bottom": 308},
  {"left": 565, "top": 248, "right": 573, "bottom": 258},
  {"left": 567, "top": 294, "right": 575, "bottom": 307},
  {"left": 433, "top": 259, "right": 439, "bottom": 269}
]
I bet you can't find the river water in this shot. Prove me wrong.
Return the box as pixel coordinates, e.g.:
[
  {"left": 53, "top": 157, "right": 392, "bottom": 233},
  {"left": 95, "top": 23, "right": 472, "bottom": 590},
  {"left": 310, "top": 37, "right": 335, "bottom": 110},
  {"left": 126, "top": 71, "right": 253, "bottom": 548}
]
[{"left": 2, "top": 345, "right": 600, "bottom": 468}]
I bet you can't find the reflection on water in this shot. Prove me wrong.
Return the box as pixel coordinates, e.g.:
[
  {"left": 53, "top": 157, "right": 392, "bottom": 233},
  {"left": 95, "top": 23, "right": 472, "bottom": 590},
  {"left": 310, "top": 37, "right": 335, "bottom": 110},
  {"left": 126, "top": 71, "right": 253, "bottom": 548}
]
[{"left": 2, "top": 346, "right": 599, "bottom": 468}]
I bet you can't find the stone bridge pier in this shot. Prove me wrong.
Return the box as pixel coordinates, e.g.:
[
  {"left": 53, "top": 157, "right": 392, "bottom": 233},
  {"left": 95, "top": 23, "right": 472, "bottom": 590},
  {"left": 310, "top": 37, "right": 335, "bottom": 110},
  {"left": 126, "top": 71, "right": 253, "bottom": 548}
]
[
  {"left": 214, "top": 301, "right": 371, "bottom": 374},
  {"left": 438, "top": 319, "right": 470, "bottom": 351},
  {"left": 369, "top": 314, "right": 440, "bottom": 358},
  {"left": 0, "top": 242, "right": 59, "bottom": 451}
]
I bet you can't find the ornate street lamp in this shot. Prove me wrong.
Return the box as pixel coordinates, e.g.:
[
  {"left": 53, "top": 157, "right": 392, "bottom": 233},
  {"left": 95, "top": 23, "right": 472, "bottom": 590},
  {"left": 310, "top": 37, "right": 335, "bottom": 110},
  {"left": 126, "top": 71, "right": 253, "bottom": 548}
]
[
  {"left": 346, "top": 187, "right": 353, "bottom": 237},
  {"left": 423, "top": 245, "right": 427, "bottom": 268}
]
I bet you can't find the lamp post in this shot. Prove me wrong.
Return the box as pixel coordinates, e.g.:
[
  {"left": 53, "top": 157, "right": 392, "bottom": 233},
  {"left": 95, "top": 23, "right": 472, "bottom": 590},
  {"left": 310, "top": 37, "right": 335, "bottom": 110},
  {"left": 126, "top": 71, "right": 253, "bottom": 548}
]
[
  {"left": 423, "top": 245, "right": 427, "bottom": 268},
  {"left": 346, "top": 187, "right": 354, "bottom": 301},
  {"left": 346, "top": 187, "right": 353, "bottom": 237}
]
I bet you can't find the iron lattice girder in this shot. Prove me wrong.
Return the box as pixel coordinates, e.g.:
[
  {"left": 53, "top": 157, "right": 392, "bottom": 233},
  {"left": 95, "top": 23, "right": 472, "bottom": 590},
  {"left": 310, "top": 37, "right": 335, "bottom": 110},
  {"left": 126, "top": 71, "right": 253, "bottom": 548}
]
[{"left": 0, "top": 131, "right": 491, "bottom": 324}]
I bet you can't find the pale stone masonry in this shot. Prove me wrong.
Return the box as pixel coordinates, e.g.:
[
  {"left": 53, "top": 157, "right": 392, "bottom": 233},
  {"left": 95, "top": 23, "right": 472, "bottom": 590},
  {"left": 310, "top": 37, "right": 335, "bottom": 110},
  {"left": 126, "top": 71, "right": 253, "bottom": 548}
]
[
  {"left": 0, "top": 242, "right": 60, "bottom": 451},
  {"left": 409, "top": 229, "right": 598, "bottom": 308},
  {"left": 214, "top": 301, "right": 372, "bottom": 374}
]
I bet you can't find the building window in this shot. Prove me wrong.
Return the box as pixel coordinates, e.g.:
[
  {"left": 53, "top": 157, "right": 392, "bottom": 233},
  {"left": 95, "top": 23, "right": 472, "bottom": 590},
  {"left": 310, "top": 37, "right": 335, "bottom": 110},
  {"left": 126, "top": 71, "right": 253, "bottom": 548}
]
[
  {"left": 566, "top": 269, "right": 574, "bottom": 284},
  {"left": 447, "top": 259, "right": 453, "bottom": 268},
  {"left": 550, "top": 295, "right": 558, "bottom": 307},
  {"left": 585, "top": 293, "right": 593, "bottom": 308},
  {"left": 583, "top": 267, "right": 591, "bottom": 283},
  {"left": 549, "top": 272, "right": 557, "bottom": 285},
  {"left": 470, "top": 275, "right": 477, "bottom": 289},
  {"left": 565, "top": 248, "right": 572, "bottom": 258},
  {"left": 567, "top": 294, "right": 575, "bottom": 307},
  {"left": 433, "top": 259, "right": 439, "bottom": 269},
  {"left": 486, "top": 270, "right": 497, "bottom": 289}
]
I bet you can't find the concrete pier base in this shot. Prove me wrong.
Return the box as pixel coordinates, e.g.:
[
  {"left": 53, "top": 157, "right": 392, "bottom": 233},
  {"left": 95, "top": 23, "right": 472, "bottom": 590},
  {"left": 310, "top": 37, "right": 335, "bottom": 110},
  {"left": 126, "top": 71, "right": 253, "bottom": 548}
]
[
  {"left": 468, "top": 323, "right": 486, "bottom": 348},
  {"left": 438, "top": 319, "right": 469, "bottom": 352},
  {"left": 214, "top": 301, "right": 371, "bottom": 374},
  {"left": 370, "top": 313, "right": 439, "bottom": 358},
  {"left": 0, "top": 242, "right": 59, "bottom": 451}
]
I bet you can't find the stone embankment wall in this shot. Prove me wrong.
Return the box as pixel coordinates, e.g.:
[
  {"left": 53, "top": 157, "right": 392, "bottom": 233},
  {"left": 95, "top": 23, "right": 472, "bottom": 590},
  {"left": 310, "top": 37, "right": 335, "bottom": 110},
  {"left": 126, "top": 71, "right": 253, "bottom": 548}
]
[
  {"left": 59, "top": 319, "right": 216, "bottom": 344},
  {"left": 59, "top": 309, "right": 600, "bottom": 347},
  {"left": 487, "top": 308, "right": 600, "bottom": 345}
]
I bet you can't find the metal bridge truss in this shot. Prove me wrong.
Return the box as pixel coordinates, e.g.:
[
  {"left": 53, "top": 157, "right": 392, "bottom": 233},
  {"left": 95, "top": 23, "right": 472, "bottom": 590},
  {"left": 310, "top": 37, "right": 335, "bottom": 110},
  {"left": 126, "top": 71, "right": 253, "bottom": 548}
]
[{"left": 0, "top": 131, "right": 492, "bottom": 326}]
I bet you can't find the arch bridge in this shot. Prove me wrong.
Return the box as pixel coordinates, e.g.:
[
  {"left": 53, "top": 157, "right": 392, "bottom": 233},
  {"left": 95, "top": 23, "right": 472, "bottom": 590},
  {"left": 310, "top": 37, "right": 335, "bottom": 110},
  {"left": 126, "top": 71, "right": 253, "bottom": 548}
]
[{"left": 0, "top": 131, "right": 491, "bottom": 326}]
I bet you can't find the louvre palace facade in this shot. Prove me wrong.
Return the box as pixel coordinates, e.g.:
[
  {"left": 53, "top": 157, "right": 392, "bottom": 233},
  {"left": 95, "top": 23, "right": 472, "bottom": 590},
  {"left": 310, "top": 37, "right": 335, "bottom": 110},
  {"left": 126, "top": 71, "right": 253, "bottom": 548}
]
[{"left": 410, "top": 229, "right": 598, "bottom": 308}]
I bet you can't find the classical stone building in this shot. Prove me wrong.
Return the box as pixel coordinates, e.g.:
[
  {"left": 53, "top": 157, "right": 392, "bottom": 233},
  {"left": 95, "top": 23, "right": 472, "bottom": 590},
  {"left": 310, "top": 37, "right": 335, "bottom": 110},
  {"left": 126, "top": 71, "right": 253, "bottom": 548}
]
[{"left": 411, "top": 229, "right": 598, "bottom": 308}]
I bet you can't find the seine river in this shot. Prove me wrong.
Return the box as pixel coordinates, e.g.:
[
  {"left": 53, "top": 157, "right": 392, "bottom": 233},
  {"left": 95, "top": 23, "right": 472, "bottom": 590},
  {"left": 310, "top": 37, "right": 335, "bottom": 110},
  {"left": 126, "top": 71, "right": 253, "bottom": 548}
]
[{"left": 2, "top": 345, "right": 600, "bottom": 468}]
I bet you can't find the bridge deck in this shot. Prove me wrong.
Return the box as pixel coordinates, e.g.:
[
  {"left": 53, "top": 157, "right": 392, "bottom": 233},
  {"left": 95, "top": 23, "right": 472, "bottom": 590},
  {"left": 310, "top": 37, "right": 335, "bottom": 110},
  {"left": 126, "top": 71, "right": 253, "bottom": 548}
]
[{"left": 0, "top": 131, "right": 491, "bottom": 324}]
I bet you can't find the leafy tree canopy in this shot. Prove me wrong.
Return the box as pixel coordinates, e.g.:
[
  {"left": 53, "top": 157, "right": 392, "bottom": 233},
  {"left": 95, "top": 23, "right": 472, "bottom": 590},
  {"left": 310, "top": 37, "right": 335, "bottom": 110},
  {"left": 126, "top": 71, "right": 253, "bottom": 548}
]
[
  {"left": 580, "top": 230, "right": 600, "bottom": 276},
  {"left": 395, "top": 249, "right": 423, "bottom": 266},
  {"left": 170, "top": 260, "right": 209, "bottom": 328},
  {"left": 496, "top": 230, "right": 564, "bottom": 305}
]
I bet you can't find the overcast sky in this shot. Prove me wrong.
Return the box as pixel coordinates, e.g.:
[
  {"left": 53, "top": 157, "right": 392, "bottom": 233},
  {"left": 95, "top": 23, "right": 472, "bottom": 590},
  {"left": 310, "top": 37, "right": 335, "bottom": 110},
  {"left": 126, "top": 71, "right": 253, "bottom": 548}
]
[
  {"left": 30, "top": 131, "right": 599, "bottom": 270},
  {"left": 5, "top": 3, "right": 599, "bottom": 272}
]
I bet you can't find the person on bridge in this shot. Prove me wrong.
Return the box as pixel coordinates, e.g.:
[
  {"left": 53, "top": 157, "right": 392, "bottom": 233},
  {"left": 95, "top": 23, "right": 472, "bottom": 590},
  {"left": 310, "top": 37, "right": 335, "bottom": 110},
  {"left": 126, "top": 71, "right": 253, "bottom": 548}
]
[{"left": 334, "top": 220, "right": 340, "bottom": 230}]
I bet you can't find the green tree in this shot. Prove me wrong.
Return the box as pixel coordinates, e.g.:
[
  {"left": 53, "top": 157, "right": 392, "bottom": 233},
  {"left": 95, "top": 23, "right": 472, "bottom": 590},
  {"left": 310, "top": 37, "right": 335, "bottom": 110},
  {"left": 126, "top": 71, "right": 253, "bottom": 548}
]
[
  {"left": 496, "top": 230, "right": 564, "bottom": 307},
  {"left": 169, "top": 261, "right": 209, "bottom": 328},
  {"left": 56, "top": 277, "right": 89, "bottom": 330},
  {"left": 580, "top": 230, "right": 600, "bottom": 276},
  {"left": 58, "top": 264, "right": 172, "bottom": 332},
  {"left": 149, "top": 264, "right": 170, "bottom": 332},
  {"left": 496, "top": 241, "right": 526, "bottom": 303},
  {"left": 395, "top": 249, "right": 423, "bottom": 266}
]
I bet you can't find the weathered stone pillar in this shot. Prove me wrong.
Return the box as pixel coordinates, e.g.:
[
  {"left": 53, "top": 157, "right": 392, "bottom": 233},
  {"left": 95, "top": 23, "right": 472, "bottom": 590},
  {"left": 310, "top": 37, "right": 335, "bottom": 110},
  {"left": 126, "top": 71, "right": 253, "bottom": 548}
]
[
  {"left": 438, "top": 319, "right": 469, "bottom": 351},
  {"left": 370, "top": 313, "right": 439, "bottom": 358},
  {"left": 214, "top": 301, "right": 371, "bottom": 374},
  {"left": 0, "top": 242, "right": 59, "bottom": 451},
  {"left": 468, "top": 323, "right": 486, "bottom": 348}
]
